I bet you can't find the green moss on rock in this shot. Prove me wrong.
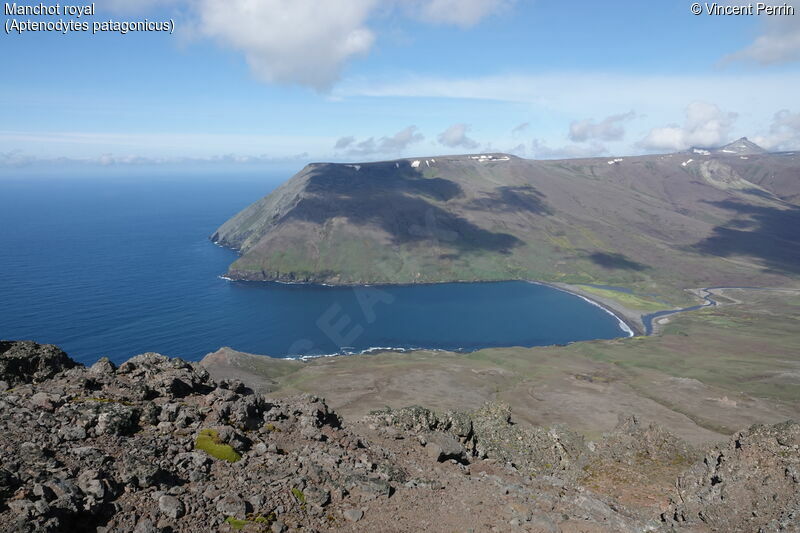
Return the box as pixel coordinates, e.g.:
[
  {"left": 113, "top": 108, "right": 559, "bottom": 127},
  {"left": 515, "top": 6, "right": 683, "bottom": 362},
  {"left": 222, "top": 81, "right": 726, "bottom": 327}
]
[
  {"left": 224, "top": 514, "right": 275, "bottom": 531},
  {"left": 224, "top": 517, "right": 248, "bottom": 530},
  {"left": 195, "top": 429, "right": 241, "bottom": 462},
  {"left": 291, "top": 487, "right": 306, "bottom": 504}
]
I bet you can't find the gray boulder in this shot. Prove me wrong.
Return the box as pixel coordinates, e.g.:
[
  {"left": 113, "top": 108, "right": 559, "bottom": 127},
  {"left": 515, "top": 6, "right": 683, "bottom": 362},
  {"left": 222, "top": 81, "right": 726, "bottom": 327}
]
[
  {"left": 216, "top": 494, "right": 248, "bottom": 517},
  {"left": 158, "top": 494, "right": 185, "bottom": 519},
  {"left": 343, "top": 508, "right": 363, "bottom": 522},
  {"left": 0, "top": 341, "right": 78, "bottom": 386},
  {"left": 424, "top": 431, "right": 466, "bottom": 462}
]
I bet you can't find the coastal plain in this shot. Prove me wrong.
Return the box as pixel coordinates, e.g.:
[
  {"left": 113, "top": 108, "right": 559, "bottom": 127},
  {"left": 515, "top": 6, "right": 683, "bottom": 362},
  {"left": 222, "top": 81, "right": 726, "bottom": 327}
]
[
  {"left": 205, "top": 139, "right": 800, "bottom": 447},
  {"left": 202, "top": 287, "right": 800, "bottom": 446}
]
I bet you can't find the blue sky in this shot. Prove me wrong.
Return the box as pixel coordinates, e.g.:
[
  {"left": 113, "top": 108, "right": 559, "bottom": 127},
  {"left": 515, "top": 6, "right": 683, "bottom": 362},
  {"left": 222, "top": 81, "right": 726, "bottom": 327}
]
[{"left": 2, "top": 0, "right": 800, "bottom": 174}]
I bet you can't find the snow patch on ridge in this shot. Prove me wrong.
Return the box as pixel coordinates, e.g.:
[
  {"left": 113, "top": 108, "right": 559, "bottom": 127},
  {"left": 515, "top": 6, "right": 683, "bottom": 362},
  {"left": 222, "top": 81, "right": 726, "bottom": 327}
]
[{"left": 469, "top": 154, "right": 510, "bottom": 162}]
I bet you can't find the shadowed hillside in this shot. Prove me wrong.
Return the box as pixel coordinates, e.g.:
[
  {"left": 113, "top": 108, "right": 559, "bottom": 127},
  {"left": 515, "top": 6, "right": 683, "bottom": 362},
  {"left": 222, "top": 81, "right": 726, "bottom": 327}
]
[{"left": 212, "top": 142, "right": 800, "bottom": 303}]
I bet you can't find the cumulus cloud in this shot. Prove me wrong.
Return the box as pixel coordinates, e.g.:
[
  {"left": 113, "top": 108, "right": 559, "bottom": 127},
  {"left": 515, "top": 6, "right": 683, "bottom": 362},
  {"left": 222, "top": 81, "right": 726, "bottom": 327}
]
[
  {"left": 569, "top": 111, "right": 635, "bottom": 142},
  {"left": 639, "top": 102, "right": 737, "bottom": 152},
  {"left": 381, "top": 125, "right": 425, "bottom": 151},
  {"left": 194, "top": 0, "right": 377, "bottom": 90},
  {"left": 107, "top": 0, "right": 515, "bottom": 89},
  {"left": 334, "top": 136, "right": 356, "bottom": 150},
  {"left": 335, "top": 126, "right": 424, "bottom": 156},
  {"left": 437, "top": 123, "right": 479, "bottom": 149},
  {"left": 724, "top": 1, "right": 800, "bottom": 65},
  {"left": 754, "top": 109, "right": 800, "bottom": 151},
  {"left": 414, "top": 0, "right": 515, "bottom": 27},
  {"left": 530, "top": 139, "right": 606, "bottom": 160}
]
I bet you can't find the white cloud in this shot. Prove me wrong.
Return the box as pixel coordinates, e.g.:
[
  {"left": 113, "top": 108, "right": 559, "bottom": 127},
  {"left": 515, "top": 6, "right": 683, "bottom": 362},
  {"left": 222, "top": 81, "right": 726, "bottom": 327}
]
[
  {"left": 194, "top": 0, "right": 377, "bottom": 90},
  {"left": 336, "top": 126, "right": 424, "bottom": 156},
  {"left": 415, "top": 0, "right": 514, "bottom": 27},
  {"left": 105, "top": 0, "right": 380, "bottom": 89},
  {"left": 724, "top": 1, "right": 800, "bottom": 64},
  {"left": 334, "top": 136, "right": 356, "bottom": 150},
  {"left": 338, "top": 73, "right": 800, "bottom": 155},
  {"left": 569, "top": 111, "right": 635, "bottom": 142},
  {"left": 106, "top": 1, "right": 516, "bottom": 89},
  {"left": 438, "top": 123, "right": 479, "bottom": 149},
  {"left": 639, "top": 102, "right": 737, "bottom": 152},
  {"left": 530, "top": 139, "right": 606, "bottom": 159},
  {"left": 381, "top": 125, "right": 425, "bottom": 151},
  {"left": 754, "top": 109, "right": 800, "bottom": 151}
]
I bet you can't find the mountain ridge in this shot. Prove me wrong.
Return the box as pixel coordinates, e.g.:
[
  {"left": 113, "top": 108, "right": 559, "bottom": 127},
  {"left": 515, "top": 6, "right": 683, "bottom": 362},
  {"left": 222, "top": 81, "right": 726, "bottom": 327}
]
[{"left": 212, "top": 143, "right": 800, "bottom": 302}]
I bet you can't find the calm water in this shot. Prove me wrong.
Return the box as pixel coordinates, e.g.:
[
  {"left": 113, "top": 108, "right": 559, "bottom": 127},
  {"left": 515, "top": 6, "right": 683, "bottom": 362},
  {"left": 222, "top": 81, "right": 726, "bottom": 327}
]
[{"left": 0, "top": 176, "right": 629, "bottom": 365}]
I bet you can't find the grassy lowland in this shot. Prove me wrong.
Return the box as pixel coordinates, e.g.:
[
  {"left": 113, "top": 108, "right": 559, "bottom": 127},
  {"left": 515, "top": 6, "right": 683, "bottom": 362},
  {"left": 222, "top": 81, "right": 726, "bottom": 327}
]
[{"left": 202, "top": 288, "right": 800, "bottom": 444}]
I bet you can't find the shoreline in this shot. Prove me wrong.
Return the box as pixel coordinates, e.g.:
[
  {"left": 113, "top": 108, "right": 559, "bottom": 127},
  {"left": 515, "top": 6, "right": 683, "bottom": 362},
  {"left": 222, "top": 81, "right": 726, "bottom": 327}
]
[
  {"left": 213, "top": 239, "right": 654, "bottom": 341},
  {"left": 216, "top": 281, "right": 797, "bottom": 362},
  {"left": 531, "top": 281, "right": 642, "bottom": 337},
  {"left": 218, "top": 267, "right": 650, "bottom": 340},
  {"left": 272, "top": 281, "right": 646, "bottom": 361}
]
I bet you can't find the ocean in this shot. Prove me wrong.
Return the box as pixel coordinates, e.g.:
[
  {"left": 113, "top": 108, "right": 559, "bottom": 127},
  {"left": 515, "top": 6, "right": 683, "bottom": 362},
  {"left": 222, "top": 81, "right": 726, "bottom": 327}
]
[{"left": 0, "top": 175, "right": 629, "bottom": 365}]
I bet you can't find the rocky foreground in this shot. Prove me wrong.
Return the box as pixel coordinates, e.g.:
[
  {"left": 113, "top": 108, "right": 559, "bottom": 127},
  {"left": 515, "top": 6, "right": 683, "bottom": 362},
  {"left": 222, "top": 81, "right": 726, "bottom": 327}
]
[{"left": 0, "top": 341, "right": 798, "bottom": 532}]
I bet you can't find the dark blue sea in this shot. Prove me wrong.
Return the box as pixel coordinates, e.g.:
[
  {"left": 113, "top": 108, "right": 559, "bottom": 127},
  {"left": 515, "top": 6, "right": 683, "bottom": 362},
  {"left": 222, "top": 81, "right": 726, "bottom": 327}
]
[{"left": 0, "top": 175, "right": 630, "bottom": 365}]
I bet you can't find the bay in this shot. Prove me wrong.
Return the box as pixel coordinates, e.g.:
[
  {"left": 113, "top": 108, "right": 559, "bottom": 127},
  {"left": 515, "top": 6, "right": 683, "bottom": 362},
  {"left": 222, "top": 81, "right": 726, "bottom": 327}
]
[{"left": 0, "top": 175, "right": 628, "bottom": 364}]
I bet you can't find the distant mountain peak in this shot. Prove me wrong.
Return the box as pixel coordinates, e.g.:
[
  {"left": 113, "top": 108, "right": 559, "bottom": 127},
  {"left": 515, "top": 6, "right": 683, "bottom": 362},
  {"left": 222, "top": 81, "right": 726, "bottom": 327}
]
[
  {"left": 714, "top": 137, "right": 767, "bottom": 155},
  {"left": 688, "top": 137, "right": 767, "bottom": 156}
]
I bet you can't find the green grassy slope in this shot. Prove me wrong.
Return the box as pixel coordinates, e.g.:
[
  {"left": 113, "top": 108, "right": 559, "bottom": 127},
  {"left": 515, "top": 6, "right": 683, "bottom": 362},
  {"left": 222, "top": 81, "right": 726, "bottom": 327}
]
[{"left": 212, "top": 151, "right": 800, "bottom": 303}]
